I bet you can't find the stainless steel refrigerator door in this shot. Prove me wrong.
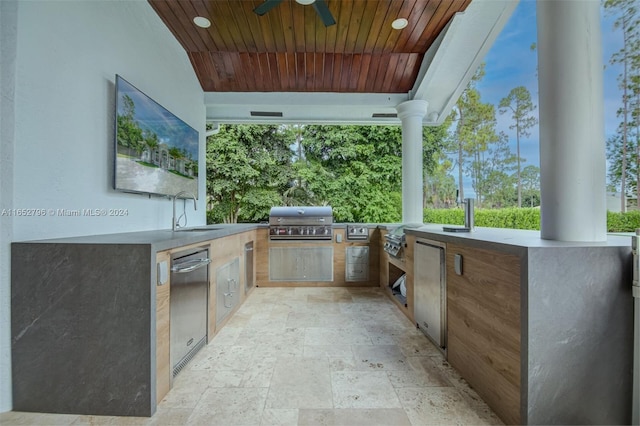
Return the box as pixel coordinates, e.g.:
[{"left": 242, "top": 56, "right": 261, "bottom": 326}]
[
  {"left": 170, "top": 249, "right": 209, "bottom": 376},
  {"left": 414, "top": 239, "right": 446, "bottom": 349}
]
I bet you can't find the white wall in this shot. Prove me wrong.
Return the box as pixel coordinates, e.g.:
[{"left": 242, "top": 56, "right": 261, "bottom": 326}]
[
  {"left": 0, "top": 0, "right": 205, "bottom": 412},
  {"left": 13, "top": 0, "right": 206, "bottom": 241},
  {"left": 0, "top": 0, "right": 18, "bottom": 414}
]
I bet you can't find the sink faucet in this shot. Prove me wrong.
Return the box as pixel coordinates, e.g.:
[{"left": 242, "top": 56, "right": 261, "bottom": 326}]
[
  {"left": 172, "top": 191, "right": 197, "bottom": 231},
  {"left": 463, "top": 198, "right": 475, "bottom": 230}
]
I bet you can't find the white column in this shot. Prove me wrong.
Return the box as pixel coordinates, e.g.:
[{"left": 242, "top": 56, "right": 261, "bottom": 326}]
[
  {"left": 537, "top": 0, "right": 606, "bottom": 242},
  {"left": 396, "top": 100, "right": 428, "bottom": 224}
]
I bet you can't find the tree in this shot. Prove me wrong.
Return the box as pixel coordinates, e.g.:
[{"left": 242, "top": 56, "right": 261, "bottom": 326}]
[
  {"left": 206, "top": 125, "right": 293, "bottom": 223},
  {"left": 298, "top": 124, "right": 448, "bottom": 222},
  {"left": 521, "top": 165, "right": 541, "bottom": 207},
  {"left": 480, "top": 133, "right": 518, "bottom": 208},
  {"left": 499, "top": 86, "right": 538, "bottom": 208},
  {"left": 462, "top": 94, "right": 500, "bottom": 207},
  {"left": 425, "top": 153, "right": 457, "bottom": 209},
  {"left": 451, "top": 65, "right": 486, "bottom": 202},
  {"left": 299, "top": 125, "right": 403, "bottom": 222},
  {"left": 604, "top": 0, "right": 639, "bottom": 211},
  {"left": 607, "top": 130, "right": 638, "bottom": 201}
]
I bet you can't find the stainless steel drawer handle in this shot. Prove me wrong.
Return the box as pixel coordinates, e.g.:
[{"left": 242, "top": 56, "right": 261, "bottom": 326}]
[
  {"left": 224, "top": 292, "right": 232, "bottom": 308},
  {"left": 171, "top": 258, "right": 211, "bottom": 273},
  {"left": 227, "top": 278, "right": 237, "bottom": 292}
]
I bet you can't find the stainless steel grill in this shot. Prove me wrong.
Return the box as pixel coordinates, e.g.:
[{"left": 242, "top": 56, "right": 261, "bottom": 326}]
[
  {"left": 383, "top": 224, "right": 416, "bottom": 258},
  {"left": 269, "top": 206, "right": 333, "bottom": 240}
]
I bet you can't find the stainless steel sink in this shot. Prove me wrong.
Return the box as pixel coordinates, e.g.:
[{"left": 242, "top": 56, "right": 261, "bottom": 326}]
[{"left": 176, "top": 227, "right": 222, "bottom": 232}]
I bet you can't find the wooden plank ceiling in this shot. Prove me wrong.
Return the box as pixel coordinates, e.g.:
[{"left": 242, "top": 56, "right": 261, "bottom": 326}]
[{"left": 148, "top": 0, "right": 472, "bottom": 93}]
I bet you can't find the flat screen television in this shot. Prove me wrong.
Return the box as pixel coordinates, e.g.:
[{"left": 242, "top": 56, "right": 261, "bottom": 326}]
[{"left": 114, "top": 75, "right": 199, "bottom": 198}]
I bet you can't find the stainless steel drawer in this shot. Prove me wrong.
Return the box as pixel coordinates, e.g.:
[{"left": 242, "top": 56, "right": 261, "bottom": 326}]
[
  {"left": 346, "top": 246, "right": 369, "bottom": 264},
  {"left": 346, "top": 263, "right": 368, "bottom": 281}
]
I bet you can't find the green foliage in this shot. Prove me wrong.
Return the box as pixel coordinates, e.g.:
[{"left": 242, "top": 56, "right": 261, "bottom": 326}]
[
  {"left": 298, "top": 124, "right": 446, "bottom": 222},
  {"left": 423, "top": 207, "right": 541, "bottom": 230},
  {"left": 607, "top": 210, "right": 640, "bottom": 232},
  {"left": 206, "top": 124, "right": 293, "bottom": 223},
  {"left": 499, "top": 86, "right": 538, "bottom": 208},
  {"left": 424, "top": 208, "right": 640, "bottom": 232}
]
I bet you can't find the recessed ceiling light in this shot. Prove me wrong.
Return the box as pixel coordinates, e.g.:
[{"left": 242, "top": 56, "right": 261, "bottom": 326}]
[
  {"left": 193, "top": 16, "right": 211, "bottom": 28},
  {"left": 296, "top": 0, "right": 316, "bottom": 5},
  {"left": 391, "top": 18, "right": 408, "bottom": 30}
]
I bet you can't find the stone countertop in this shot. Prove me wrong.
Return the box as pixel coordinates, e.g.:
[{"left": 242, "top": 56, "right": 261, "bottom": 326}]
[
  {"left": 12, "top": 222, "right": 382, "bottom": 252},
  {"left": 405, "top": 223, "right": 631, "bottom": 254},
  {"left": 13, "top": 224, "right": 261, "bottom": 252}
]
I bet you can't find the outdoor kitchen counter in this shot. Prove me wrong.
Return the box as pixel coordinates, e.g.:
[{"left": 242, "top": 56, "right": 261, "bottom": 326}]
[
  {"left": 405, "top": 224, "right": 634, "bottom": 425},
  {"left": 405, "top": 223, "right": 632, "bottom": 250},
  {"left": 14, "top": 223, "right": 264, "bottom": 251},
  {"left": 10, "top": 223, "right": 266, "bottom": 418}
]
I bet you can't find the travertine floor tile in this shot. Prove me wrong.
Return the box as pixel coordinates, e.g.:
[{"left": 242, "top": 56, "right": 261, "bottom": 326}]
[
  {"left": 188, "top": 344, "right": 256, "bottom": 371},
  {"left": 240, "top": 356, "right": 278, "bottom": 387},
  {"left": 298, "top": 408, "right": 411, "bottom": 425},
  {"left": 159, "top": 370, "right": 210, "bottom": 409},
  {"left": 304, "top": 328, "right": 373, "bottom": 346},
  {"left": 303, "top": 344, "right": 354, "bottom": 358},
  {"left": 146, "top": 407, "right": 193, "bottom": 426},
  {"left": 396, "top": 387, "right": 484, "bottom": 425},
  {"left": 260, "top": 409, "right": 299, "bottom": 426},
  {"left": 331, "top": 371, "right": 402, "bottom": 408},
  {"left": 266, "top": 358, "right": 333, "bottom": 409},
  {"left": 209, "top": 326, "right": 242, "bottom": 345},
  {"left": 186, "top": 387, "right": 268, "bottom": 425},
  {"left": 4, "top": 287, "right": 502, "bottom": 426},
  {"left": 0, "top": 412, "right": 80, "bottom": 425},
  {"left": 387, "top": 356, "right": 453, "bottom": 388}
]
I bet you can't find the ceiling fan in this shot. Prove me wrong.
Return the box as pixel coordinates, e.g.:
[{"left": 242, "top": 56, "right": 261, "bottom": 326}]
[{"left": 253, "top": 0, "right": 336, "bottom": 27}]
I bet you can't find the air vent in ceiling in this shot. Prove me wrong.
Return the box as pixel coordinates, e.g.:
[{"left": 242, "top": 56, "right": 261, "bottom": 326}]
[
  {"left": 250, "top": 111, "right": 283, "bottom": 117},
  {"left": 372, "top": 113, "right": 398, "bottom": 118}
]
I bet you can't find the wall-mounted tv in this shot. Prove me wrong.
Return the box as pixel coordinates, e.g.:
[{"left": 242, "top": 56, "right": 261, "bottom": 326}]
[{"left": 114, "top": 75, "right": 199, "bottom": 198}]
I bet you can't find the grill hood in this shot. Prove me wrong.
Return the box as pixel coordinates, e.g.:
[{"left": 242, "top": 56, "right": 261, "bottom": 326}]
[{"left": 269, "top": 206, "right": 333, "bottom": 226}]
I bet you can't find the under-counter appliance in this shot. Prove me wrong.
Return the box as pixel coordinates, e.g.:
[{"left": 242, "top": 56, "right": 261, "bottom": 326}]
[
  {"left": 170, "top": 247, "right": 211, "bottom": 378},
  {"left": 414, "top": 238, "right": 446, "bottom": 351},
  {"left": 268, "top": 206, "right": 334, "bottom": 282},
  {"left": 383, "top": 223, "right": 422, "bottom": 258},
  {"left": 269, "top": 206, "right": 333, "bottom": 240},
  {"left": 346, "top": 224, "right": 369, "bottom": 241}
]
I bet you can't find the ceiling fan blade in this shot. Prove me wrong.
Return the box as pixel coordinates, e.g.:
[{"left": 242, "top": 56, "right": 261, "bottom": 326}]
[
  {"left": 253, "top": 0, "right": 283, "bottom": 16},
  {"left": 312, "top": 0, "right": 336, "bottom": 27}
]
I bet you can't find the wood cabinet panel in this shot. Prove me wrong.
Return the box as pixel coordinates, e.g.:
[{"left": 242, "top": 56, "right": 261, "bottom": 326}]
[
  {"left": 155, "top": 251, "right": 171, "bottom": 405},
  {"left": 446, "top": 243, "right": 521, "bottom": 425}
]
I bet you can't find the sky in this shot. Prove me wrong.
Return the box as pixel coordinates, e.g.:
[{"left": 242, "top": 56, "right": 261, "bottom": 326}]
[{"left": 457, "top": 0, "right": 625, "bottom": 197}]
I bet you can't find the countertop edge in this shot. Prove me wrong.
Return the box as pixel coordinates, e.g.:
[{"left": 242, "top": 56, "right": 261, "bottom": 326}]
[{"left": 405, "top": 225, "right": 632, "bottom": 251}]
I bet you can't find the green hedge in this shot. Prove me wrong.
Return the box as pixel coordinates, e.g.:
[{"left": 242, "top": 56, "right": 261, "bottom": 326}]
[
  {"left": 424, "top": 208, "right": 640, "bottom": 233},
  {"left": 607, "top": 210, "right": 640, "bottom": 232},
  {"left": 423, "top": 207, "right": 541, "bottom": 230}
]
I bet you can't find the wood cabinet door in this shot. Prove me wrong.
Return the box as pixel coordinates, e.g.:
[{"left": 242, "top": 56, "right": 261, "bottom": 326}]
[{"left": 446, "top": 243, "right": 521, "bottom": 425}]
